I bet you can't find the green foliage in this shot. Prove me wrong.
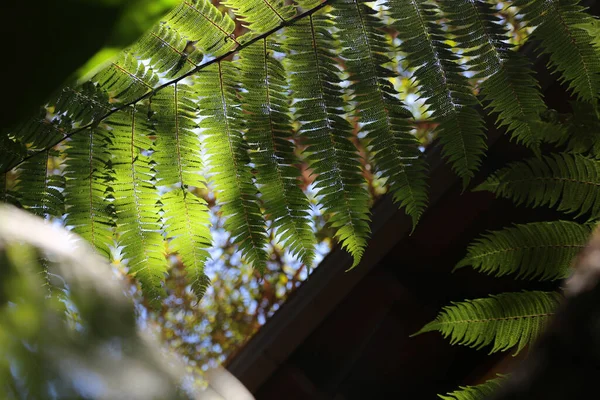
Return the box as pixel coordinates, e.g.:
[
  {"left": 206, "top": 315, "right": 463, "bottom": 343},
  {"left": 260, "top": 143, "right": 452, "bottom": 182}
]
[
  {"left": 153, "top": 84, "right": 212, "bottom": 298},
  {"left": 514, "top": 0, "right": 600, "bottom": 101},
  {"left": 240, "top": 40, "right": 316, "bottom": 266},
  {"left": 109, "top": 107, "right": 168, "bottom": 307},
  {"left": 196, "top": 62, "right": 269, "bottom": 271},
  {"left": 456, "top": 221, "right": 590, "bottom": 281},
  {"left": 387, "top": 0, "right": 486, "bottom": 183},
  {"left": 286, "top": 15, "right": 371, "bottom": 267},
  {"left": 441, "top": 0, "right": 546, "bottom": 150},
  {"left": 439, "top": 376, "right": 507, "bottom": 400},
  {"left": 477, "top": 152, "right": 600, "bottom": 218},
  {"left": 333, "top": 0, "right": 428, "bottom": 226},
  {"left": 3, "top": 0, "right": 599, "bottom": 339},
  {"left": 415, "top": 291, "right": 561, "bottom": 355}
]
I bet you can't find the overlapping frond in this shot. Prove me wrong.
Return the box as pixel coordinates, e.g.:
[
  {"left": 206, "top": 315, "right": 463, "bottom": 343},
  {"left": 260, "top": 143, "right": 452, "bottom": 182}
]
[
  {"left": 224, "top": 0, "right": 295, "bottom": 37},
  {"left": 196, "top": 62, "right": 268, "bottom": 271},
  {"left": 239, "top": 40, "right": 315, "bottom": 266},
  {"left": 64, "top": 127, "right": 115, "bottom": 257},
  {"left": 153, "top": 84, "right": 212, "bottom": 299},
  {"left": 387, "top": 0, "right": 486, "bottom": 183},
  {"left": 93, "top": 52, "right": 159, "bottom": 105},
  {"left": 439, "top": 376, "right": 507, "bottom": 400},
  {"left": 133, "top": 24, "right": 204, "bottom": 78},
  {"left": 456, "top": 221, "right": 590, "bottom": 281},
  {"left": 167, "top": 0, "right": 240, "bottom": 56},
  {"left": 514, "top": 0, "right": 600, "bottom": 101},
  {"left": 441, "top": 0, "right": 546, "bottom": 149},
  {"left": 477, "top": 152, "right": 600, "bottom": 218},
  {"left": 333, "top": 0, "right": 428, "bottom": 226},
  {"left": 109, "top": 107, "right": 168, "bottom": 306},
  {"left": 415, "top": 291, "right": 561, "bottom": 355},
  {"left": 285, "top": 15, "right": 371, "bottom": 267},
  {"left": 17, "top": 150, "right": 65, "bottom": 218}
]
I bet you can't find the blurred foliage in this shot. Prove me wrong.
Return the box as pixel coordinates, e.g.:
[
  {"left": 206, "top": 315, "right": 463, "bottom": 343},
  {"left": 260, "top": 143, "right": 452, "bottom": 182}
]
[{"left": 0, "top": 206, "right": 185, "bottom": 399}]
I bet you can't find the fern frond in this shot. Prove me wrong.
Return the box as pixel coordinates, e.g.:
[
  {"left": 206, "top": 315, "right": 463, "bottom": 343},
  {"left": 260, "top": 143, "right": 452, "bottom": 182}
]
[
  {"left": 415, "top": 291, "right": 561, "bottom": 355},
  {"left": 439, "top": 376, "right": 507, "bottom": 400},
  {"left": 387, "top": 0, "right": 486, "bottom": 183},
  {"left": 295, "top": 0, "right": 323, "bottom": 9},
  {"left": 0, "top": 135, "right": 26, "bottom": 172},
  {"left": 456, "top": 221, "right": 590, "bottom": 281},
  {"left": 441, "top": 0, "right": 546, "bottom": 149},
  {"left": 17, "top": 150, "right": 65, "bottom": 218},
  {"left": 64, "top": 127, "right": 115, "bottom": 257},
  {"left": 195, "top": 62, "right": 268, "bottom": 271},
  {"left": 239, "top": 40, "right": 315, "bottom": 266},
  {"left": 477, "top": 152, "right": 600, "bottom": 218},
  {"left": 109, "top": 107, "right": 167, "bottom": 307},
  {"left": 514, "top": 0, "right": 600, "bottom": 101},
  {"left": 53, "top": 82, "right": 112, "bottom": 128},
  {"left": 285, "top": 15, "right": 371, "bottom": 268},
  {"left": 167, "top": 0, "right": 240, "bottom": 56},
  {"left": 12, "top": 109, "right": 67, "bottom": 150},
  {"left": 133, "top": 24, "right": 204, "bottom": 78},
  {"left": 333, "top": 0, "right": 428, "bottom": 226},
  {"left": 224, "top": 0, "right": 295, "bottom": 38},
  {"left": 93, "top": 52, "right": 159, "bottom": 105},
  {"left": 153, "top": 84, "right": 212, "bottom": 299}
]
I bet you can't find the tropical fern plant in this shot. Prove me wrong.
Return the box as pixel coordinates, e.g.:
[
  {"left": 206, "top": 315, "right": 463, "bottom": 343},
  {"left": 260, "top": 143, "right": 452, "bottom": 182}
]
[{"left": 1, "top": 2, "right": 600, "bottom": 396}]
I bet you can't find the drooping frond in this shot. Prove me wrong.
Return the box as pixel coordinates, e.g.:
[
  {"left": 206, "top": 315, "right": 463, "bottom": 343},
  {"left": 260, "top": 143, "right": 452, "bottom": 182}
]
[
  {"left": 513, "top": 0, "right": 600, "bottom": 101},
  {"left": 152, "top": 84, "right": 212, "bottom": 299},
  {"left": 439, "top": 376, "right": 507, "bottom": 400},
  {"left": 64, "top": 127, "right": 115, "bottom": 258},
  {"left": 109, "top": 107, "right": 168, "bottom": 306},
  {"left": 285, "top": 14, "right": 371, "bottom": 267},
  {"left": 414, "top": 291, "right": 561, "bottom": 355},
  {"left": 477, "top": 152, "right": 600, "bottom": 218},
  {"left": 17, "top": 150, "right": 65, "bottom": 218},
  {"left": 548, "top": 101, "right": 600, "bottom": 157},
  {"left": 387, "top": 0, "right": 486, "bottom": 183},
  {"left": 239, "top": 40, "right": 315, "bottom": 266},
  {"left": 333, "top": 0, "right": 428, "bottom": 226},
  {"left": 0, "top": 135, "right": 26, "bottom": 172},
  {"left": 441, "top": 0, "right": 546, "bottom": 149},
  {"left": 93, "top": 52, "right": 159, "bottom": 105},
  {"left": 224, "top": 0, "right": 295, "bottom": 37},
  {"left": 166, "top": 0, "right": 240, "bottom": 56},
  {"left": 196, "top": 62, "right": 268, "bottom": 271},
  {"left": 456, "top": 221, "right": 590, "bottom": 281}
]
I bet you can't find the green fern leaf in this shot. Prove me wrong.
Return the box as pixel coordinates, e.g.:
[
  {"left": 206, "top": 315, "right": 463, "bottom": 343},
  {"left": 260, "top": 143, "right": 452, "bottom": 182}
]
[
  {"left": 109, "top": 107, "right": 168, "bottom": 307},
  {"left": 0, "top": 135, "right": 26, "bottom": 172},
  {"left": 439, "top": 376, "right": 507, "bottom": 400},
  {"left": 333, "top": 0, "right": 428, "bottom": 226},
  {"left": 441, "top": 0, "right": 546, "bottom": 150},
  {"left": 64, "top": 127, "right": 115, "bottom": 258},
  {"left": 415, "top": 291, "right": 561, "bottom": 355},
  {"left": 133, "top": 24, "right": 204, "bottom": 78},
  {"left": 153, "top": 84, "right": 212, "bottom": 299},
  {"left": 93, "top": 52, "right": 159, "bottom": 105},
  {"left": 456, "top": 221, "right": 590, "bottom": 281},
  {"left": 166, "top": 0, "right": 240, "bottom": 56},
  {"left": 224, "top": 0, "right": 295, "bottom": 38},
  {"left": 477, "top": 152, "right": 600, "bottom": 218},
  {"left": 387, "top": 0, "right": 486, "bottom": 183},
  {"left": 195, "top": 62, "right": 268, "bottom": 271},
  {"left": 17, "top": 150, "right": 65, "bottom": 218},
  {"left": 514, "top": 0, "right": 600, "bottom": 101},
  {"left": 285, "top": 15, "right": 371, "bottom": 268},
  {"left": 295, "top": 0, "right": 322, "bottom": 9},
  {"left": 53, "top": 82, "right": 112, "bottom": 128},
  {"left": 239, "top": 40, "right": 315, "bottom": 266}
]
